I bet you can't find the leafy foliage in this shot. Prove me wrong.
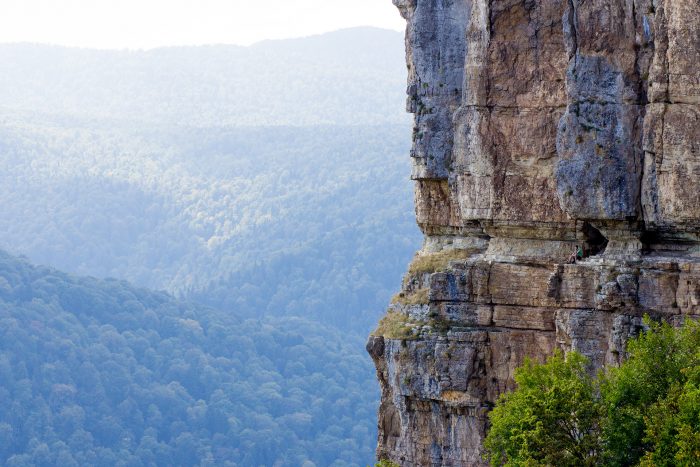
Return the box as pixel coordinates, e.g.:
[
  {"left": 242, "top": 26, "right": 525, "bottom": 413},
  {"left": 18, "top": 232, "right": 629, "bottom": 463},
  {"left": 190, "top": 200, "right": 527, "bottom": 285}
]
[
  {"left": 641, "top": 378, "right": 700, "bottom": 466},
  {"left": 484, "top": 351, "right": 602, "bottom": 466},
  {"left": 603, "top": 319, "right": 700, "bottom": 466},
  {"left": 372, "top": 461, "right": 400, "bottom": 467},
  {"left": 0, "top": 251, "right": 378, "bottom": 466},
  {"left": 484, "top": 319, "right": 700, "bottom": 467}
]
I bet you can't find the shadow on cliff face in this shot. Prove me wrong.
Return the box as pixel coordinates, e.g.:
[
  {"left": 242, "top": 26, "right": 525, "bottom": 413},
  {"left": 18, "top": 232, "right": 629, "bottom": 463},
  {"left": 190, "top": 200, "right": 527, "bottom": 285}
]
[{"left": 582, "top": 222, "right": 608, "bottom": 257}]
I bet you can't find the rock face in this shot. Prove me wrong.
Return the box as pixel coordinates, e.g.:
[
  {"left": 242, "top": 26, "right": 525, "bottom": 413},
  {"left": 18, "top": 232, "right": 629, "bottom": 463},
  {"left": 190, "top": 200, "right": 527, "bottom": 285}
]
[{"left": 368, "top": 1, "right": 700, "bottom": 465}]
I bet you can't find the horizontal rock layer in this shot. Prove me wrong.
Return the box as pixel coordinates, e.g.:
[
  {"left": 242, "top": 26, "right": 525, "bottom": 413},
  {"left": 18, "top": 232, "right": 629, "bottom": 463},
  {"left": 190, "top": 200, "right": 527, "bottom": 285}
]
[{"left": 370, "top": 0, "right": 700, "bottom": 465}]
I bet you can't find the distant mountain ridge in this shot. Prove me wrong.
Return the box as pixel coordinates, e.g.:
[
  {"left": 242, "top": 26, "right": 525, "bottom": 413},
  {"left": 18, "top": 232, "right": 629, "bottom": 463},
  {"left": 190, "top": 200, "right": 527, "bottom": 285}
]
[{"left": 0, "top": 27, "right": 408, "bottom": 127}]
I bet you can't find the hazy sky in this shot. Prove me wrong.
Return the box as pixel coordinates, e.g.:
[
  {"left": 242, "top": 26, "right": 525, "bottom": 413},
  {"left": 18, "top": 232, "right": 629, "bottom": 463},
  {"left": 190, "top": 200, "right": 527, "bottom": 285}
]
[{"left": 0, "top": 0, "right": 405, "bottom": 49}]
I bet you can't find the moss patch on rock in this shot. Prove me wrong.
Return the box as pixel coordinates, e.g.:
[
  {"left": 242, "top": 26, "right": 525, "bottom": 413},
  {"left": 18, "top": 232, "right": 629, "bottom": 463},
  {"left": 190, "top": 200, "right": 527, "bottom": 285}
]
[
  {"left": 391, "top": 288, "right": 429, "bottom": 306},
  {"left": 372, "top": 311, "right": 418, "bottom": 340},
  {"left": 407, "top": 249, "right": 474, "bottom": 276}
]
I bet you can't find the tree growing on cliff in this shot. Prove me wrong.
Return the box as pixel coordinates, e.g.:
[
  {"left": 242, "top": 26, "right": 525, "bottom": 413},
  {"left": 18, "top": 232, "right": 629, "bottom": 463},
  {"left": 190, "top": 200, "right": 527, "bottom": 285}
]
[
  {"left": 484, "top": 319, "right": 700, "bottom": 467},
  {"left": 483, "top": 351, "right": 602, "bottom": 466},
  {"left": 602, "top": 319, "right": 700, "bottom": 466}
]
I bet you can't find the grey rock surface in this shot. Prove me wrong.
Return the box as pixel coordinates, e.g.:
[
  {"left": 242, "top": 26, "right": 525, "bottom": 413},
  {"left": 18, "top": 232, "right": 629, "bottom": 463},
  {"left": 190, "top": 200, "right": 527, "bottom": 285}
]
[{"left": 370, "top": 0, "right": 700, "bottom": 465}]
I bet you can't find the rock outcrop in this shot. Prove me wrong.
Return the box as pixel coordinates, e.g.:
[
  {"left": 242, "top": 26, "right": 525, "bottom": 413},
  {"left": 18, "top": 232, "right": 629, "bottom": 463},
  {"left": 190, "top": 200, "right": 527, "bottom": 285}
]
[{"left": 368, "top": 1, "right": 700, "bottom": 465}]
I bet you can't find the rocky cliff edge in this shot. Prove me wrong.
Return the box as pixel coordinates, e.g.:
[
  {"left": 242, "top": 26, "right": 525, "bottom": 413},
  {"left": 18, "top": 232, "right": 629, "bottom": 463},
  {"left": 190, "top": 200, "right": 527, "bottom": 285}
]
[{"left": 368, "top": 0, "right": 700, "bottom": 465}]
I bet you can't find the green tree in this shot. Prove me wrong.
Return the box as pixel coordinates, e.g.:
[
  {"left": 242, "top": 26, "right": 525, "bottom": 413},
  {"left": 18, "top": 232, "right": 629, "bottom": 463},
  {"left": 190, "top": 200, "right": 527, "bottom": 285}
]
[
  {"left": 371, "top": 460, "right": 400, "bottom": 467},
  {"left": 603, "top": 319, "right": 700, "bottom": 466},
  {"left": 484, "top": 319, "right": 700, "bottom": 466},
  {"left": 484, "top": 351, "right": 602, "bottom": 466},
  {"left": 640, "top": 377, "right": 700, "bottom": 466}
]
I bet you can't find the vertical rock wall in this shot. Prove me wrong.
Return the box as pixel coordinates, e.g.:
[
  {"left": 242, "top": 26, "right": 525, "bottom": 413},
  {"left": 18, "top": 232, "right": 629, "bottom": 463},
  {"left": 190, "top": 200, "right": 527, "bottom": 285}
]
[{"left": 369, "top": 1, "right": 700, "bottom": 465}]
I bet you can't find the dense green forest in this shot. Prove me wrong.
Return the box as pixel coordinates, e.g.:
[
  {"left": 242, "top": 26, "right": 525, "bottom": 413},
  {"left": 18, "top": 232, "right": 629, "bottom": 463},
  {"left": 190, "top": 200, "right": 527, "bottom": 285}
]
[
  {"left": 0, "top": 250, "right": 378, "bottom": 466},
  {"left": 0, "top": 119, "right": 418, "bottom": 332},
  {"left": 0, "top": 28, "right": 418, "bottom": 333},
  {"left": 485, "top": 320, "right": 700, "bottom": 466},
  {"left": 0, "top": 27, "right": 419, "bottom": 463}
]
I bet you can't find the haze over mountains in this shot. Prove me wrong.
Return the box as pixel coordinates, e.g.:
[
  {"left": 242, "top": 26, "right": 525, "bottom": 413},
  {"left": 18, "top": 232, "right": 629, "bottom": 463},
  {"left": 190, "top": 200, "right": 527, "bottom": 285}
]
[
  {"left": 0, "top": 27, "right": 418, "bottom": 465},
  {"left": 0, "top": 27, "right": 409, "bottom": 127}
]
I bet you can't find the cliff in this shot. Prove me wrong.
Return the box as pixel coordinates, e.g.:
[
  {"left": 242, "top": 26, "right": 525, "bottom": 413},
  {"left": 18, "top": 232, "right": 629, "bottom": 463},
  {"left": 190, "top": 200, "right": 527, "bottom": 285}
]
[{"left": 368, "top": 0, "right": 700, "bottom": 465}]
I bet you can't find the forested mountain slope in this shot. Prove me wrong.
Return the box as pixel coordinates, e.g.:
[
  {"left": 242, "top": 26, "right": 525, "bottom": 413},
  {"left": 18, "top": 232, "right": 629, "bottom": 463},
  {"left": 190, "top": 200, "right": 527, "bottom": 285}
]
[
  {"left": 0, "top": 251, "right": 376, "bottom": 466},
  {"left": 0, "top": 28, "right": 418, "bottom": 464},
  {"left": 0, "top": 28, "right": 419, "bottom": 333},
  {"left": 0, "top": 118, "right": 418, "bottom": 332}
]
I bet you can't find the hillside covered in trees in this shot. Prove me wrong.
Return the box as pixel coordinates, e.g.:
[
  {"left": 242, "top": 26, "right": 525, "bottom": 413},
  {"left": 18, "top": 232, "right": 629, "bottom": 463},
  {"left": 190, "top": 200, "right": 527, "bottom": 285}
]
[
  {"left": 0, "top": 119, "right": 417, "bottom": 332},
  {"left": 0, "top": 27, "right": 419, "bottom": 464},
  {"left": 0, "top": 251, "right": 377, "bottom": 466},
  {"left": 0, "top": 27, "right": 418, "bottom": 334}
]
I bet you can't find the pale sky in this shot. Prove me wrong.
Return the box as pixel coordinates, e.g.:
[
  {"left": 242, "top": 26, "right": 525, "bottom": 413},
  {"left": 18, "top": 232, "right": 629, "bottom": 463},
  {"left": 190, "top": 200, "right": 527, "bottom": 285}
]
[{"left": 0, "top": 0, "right": 405, "bottom": 49}]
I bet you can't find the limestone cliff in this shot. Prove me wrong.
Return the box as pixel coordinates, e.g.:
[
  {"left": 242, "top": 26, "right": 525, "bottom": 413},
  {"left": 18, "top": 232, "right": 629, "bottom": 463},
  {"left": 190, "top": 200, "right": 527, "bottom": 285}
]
[{"left": 368, "top": 1, "right": 700, "bottom": 465}]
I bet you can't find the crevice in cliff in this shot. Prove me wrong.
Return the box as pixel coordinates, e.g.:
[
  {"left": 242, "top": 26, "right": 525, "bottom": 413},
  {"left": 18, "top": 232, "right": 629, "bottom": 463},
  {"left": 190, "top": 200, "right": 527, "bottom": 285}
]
[
  {"left": 633, "top": 0, "right": 657, "bottom": 222},
  {"left": 582, "top": 222, "right": 608, "bottom": 256},
  {"left": 547, "top": 265, "right": 564, "bottom": 300},
  {"left": 640, "top": 229, "right": 700, "bottom": 254},
  {"left": 464, "top": 104, "right": 568, "bottom": 110},
  {"left": 564, "top": 0, "right": 579, "bottom": 60},
  {"left": 660, "top": 5, "right": 671, "bottom": 105},
  {"left": 485, "top": 260, "right": 494, "bottom": 306},
  {"left": 658, "top": 102, "right": 667, "bottom": 168}
]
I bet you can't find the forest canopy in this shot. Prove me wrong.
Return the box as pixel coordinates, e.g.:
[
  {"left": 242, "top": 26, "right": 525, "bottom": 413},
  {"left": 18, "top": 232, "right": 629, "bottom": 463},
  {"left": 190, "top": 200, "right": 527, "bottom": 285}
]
[
  {"left": 484, "top": 319, "right": 700, "bottom": 466},
  {"left": 0, "top": 251, "right": 378, "bottom": 466},
  {"left": 0, "top": 120, "right": 419, "bottom": 333},
  {"left": 0, "top": 27, "right": 419, "bottom": 465}
]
